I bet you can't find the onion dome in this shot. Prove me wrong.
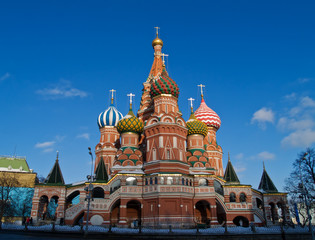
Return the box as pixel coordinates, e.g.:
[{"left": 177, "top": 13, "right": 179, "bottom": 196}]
[
  {"left": 186, "top": 110, "right": 208, "bottom": 137},
  {"left": 117, "top": 107, "right": 144, "bottom": 134},
  {"left": 97, "top": 99, "right": 123, "bottom": 128},
  {"left": 150, "top": 69, "right": 179, "bottom": 98},
  {"left": 194, "top": 98, "right": 221, "bottom": 130},
  {"left": 152, "top": 36, "right": 163, "bottom": 48}
]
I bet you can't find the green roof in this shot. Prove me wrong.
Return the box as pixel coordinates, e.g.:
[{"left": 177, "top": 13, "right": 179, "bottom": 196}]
[
  {"left": 0, "top": 156, "right": 30, "bottom": 172},
  {"left": 258, "top": 164, "right": 278, "bottom": 193},
  {"left": 223, "top": 153, "right": 240, "bottom": 184},
  {"left": 45, "top": 153, "right": 65, "bottom": 185},
  {"left": 95, "top": 157, "right": 108, "bottom": 182}
]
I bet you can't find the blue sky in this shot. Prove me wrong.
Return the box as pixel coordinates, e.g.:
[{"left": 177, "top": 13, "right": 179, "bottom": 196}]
[{"left": 0, "top": 1, "right": 314, "bottom": 190}]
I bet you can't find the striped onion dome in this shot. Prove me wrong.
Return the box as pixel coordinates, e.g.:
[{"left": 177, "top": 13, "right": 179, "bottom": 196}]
[
  {"left": 117, "top": 107, "right": 144, "bottom": 134},
  {"left": 194, "top": 98, "right": 221, "bottom": 130},
  {"left": 97, "top": 103, "right": 123, "bottom": 128},
  {"left": 150, "top": 69, "right": 179, "bottom": 98},
  {"left": 186, "top": 111, "right": 208, "bottom": 137}
]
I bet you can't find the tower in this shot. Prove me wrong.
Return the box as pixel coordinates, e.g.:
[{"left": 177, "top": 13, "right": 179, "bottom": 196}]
[
  {"left": 194, "top": 86, "right": 223, "bottom": 176},
  {"left": 95, "top": 90, "right": 123, "bottom": 176}
]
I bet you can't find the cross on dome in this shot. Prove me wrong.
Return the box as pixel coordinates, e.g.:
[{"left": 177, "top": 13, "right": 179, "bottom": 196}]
[
  {"left": 109, "top": 89, "right": 116, "bottom": 104},
  {"left": 154, "top": 26, "right": 160, "bottom": 36},
  {"left": 161, "top": 53, "right": 169, "bottom": 65},
  {"left": 198, "top": 84, "right": 205, "bottom": 98},
  {"left": 188, "top": 97, "right": 195, "bottom": 110},
  {"left": 127, "top": 93, "right": 135, "bottom": 106}
]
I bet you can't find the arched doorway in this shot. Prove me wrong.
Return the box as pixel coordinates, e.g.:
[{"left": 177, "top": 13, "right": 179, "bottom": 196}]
[
  {"left": 66, "top": 191, "right": 80, "bottom": 209},
  {"left": 74, "top": 212, "right": 84, "bottom": 225},
  {"left": 47, "top": 196, "right": 59, "bottom": 220},
  {"left": 110, "top": 199, "right": 121, "bottom": 226},
  {"left": 269, "top": 202, "right": 277, "bottom": 224},
  {"left": 216, "top": 200, "right": 226, "bottom": 224},
  {"left": 38, "top": 195, "right": 49, "bottom": 220},
  {"left": 195, "top": 200, "right": 211, "bottom": 225},
  {"left": 233, "top": 216, "right": 249, "bottom": 227},
  {"left": 126, "top": 200, "right": 141, "bottom": 227}
]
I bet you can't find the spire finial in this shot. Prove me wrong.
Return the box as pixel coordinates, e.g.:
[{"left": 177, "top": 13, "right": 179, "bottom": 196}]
[
  {"left": 263, "top": 161, "right": 265, "bottom": 170},
  {"left": 109, "top": 89, "right": 116, "bottom": 105},
  {"left": 198, "top": 84, "right": 205, "bottom": 99},
  {"left": 188, "top": 97, "right": 195, "bottom": 113},
  {"left": 228, "top": 152, "right": 230, "bottom": 162},
  {"left": 56, "top": 150, "right": 59, "bottom": 162},
  {"left": 127, "top": 93, "right": 135, "bottom": 109},
  {"left": 154, "top": 26, "right": 160, "bottom": 37}
]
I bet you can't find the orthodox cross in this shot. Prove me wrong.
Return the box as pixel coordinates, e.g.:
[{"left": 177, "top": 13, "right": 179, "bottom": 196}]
[
  {"left": 188, "top": 97, "right": 195, "bottom": 109},
  {"left": 161, "top": 53, "right": 169, "bottom": 65},
  {"left": 198, "top": 84, "right": 205, "bottom": 98},
  {"left": 154, "top": 26, "right": 160, "bottom": 36},
  {"left": 109, "top": 89, "right": 116, "bottom": 104},
  {"left": 127, "top": 93, "right": 135, "bottom": 105}
]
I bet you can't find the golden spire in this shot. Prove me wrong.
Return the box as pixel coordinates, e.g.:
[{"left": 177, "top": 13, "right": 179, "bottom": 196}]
[{"left": 152, "top": 26, "right": 163, "bottom": 48}]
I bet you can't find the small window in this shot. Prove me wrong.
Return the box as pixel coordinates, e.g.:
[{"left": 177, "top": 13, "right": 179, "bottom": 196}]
[
  {"left": 240, "top": 193, "right": 247, "bottom": 202},
  {"left": 167, "top": 177, "right": 173, "bottom": 185},
  {"left": 150, "top": 178, "right": 153, "bottom": 185},
  {"left": 126, "top": 177, "right": 137, "bottom": 186},
  {"left": 154, "top": 177, "right": 158, "bottom": 184},
  {"left": 230, "top": 193, "right": 236, "bottom": 202},
  {"left": 199, "top": 178, "right": 208, "bottom": 186}
]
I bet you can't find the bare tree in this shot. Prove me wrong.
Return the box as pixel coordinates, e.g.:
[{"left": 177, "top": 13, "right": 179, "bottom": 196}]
[
  {"left": 285, "top": 147, "right": 315, "bottom": 226},
  {"left": 0, "top": 172, "right": 20, "bottom": 229}
]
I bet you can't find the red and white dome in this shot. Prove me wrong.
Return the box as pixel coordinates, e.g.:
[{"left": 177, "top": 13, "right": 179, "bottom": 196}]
[{"left": 194, "top": 99, "right": 221, "bottom": 130}]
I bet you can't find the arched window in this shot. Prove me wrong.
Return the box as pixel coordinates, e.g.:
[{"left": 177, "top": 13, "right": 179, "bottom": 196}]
[
  {"left": 239, "top": 193, "right": 247, "bottom": 202},
  {"left": 214, "top": 180, "right": 224, "bottom": 196},
  {"left": 92, "top": 187, "right": 104, "bottom": 198},
  {"left": 160, "top": 177, "right": 165, "bottom": 185},
  {"left": 145, "top": 178, "right": 148, "bottom": 185},
  {"left": 230, "top": 193, "right": 236, "bottom": 202},
  {"left": 199, "top": 178, "right": 208, "bottom": 186},
  {"left": 182, "top": 178, "right": 185, "bottom": 185},
  {"left": 154, "top": 177, "right": 158, "bottom": 184},
  {"left": 150, "top": 178, "right": 153, "bottom": 185},
  {"left": 110, "top": 180, "right": 121, "bottom": 194},
  {"left": 167, "top": 177, "right": 173, "bottom": 185},
  {"left": 126, "top": 177, "right": 137, "bottom": 186}
]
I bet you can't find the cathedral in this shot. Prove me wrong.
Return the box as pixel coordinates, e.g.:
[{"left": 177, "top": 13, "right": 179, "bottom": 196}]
[{"left": 30, "top": 30, "right": 289, "bottom": 228}]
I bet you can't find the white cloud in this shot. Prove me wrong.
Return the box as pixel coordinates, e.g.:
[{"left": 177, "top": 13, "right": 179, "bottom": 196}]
[
  {"left": 281, "top": 129, "right": 315, "bottom": 147},
  {"left": 301, "top": 96, "right": 315, "bottom": 108},
  {"left": 35, "top": 141, "right": 55, "bottom": 148},
  {"left": 284, "top": 93, "right": 296, "bottom": 101},
  {"left": 36, "top": 80, "right": 88, "bottom": 99},
  {"left": 234, "top": 166, "right": 246, "bottom": 173},
  {"left": 250, "top": 151, "right": 275, "bottom": 161},
  {"left": 298, "top": 78, "right": 312, "bottom": 84},
  {"left": 235, "top": 153, "right": 244, "bottom": 160},
  {"left": 257, "top": 151, "right": 275, "bottom": 160},
  {"left": 42, "top": 148, "right": 54, "bottom": 153},
  {"left": 277, "top": 117, "right": 315, "bottom": 131},
  {"left": 251, "top": 107, "right": 275, "bottom": 129},
  {"left": 77, "top": 133, "right": 90, "bottom": 140},
  {"left": 0, "top": 72, "right": 10, "bottom": 82}
]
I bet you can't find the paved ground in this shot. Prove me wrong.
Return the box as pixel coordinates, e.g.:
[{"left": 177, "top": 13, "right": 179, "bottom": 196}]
[{"left": 0, "top": 233, "right": 84, "bottom": 240}]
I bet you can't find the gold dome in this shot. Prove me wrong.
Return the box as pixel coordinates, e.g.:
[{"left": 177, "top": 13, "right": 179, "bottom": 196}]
[{"left": 152, "top": 36, "right": 163, "bottom": 48}]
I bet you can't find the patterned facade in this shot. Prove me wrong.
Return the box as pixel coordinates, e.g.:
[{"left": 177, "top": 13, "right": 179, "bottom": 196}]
[{"left": 29, "top": 30, "right": 289, "bottom": 228}]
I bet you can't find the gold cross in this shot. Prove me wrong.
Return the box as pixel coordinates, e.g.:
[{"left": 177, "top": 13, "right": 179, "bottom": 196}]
[{"left": 154, "top": 26, "right": 160, "bottom": 37}]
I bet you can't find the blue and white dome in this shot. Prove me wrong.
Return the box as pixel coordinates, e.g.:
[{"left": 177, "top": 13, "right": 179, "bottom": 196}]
[{"left": 98, "top": 104, "right": 123, "bottom": 128}]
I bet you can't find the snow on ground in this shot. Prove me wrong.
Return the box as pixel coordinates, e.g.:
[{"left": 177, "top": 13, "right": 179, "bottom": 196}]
[{"left": 1, "top": 223, "right": 313, "bottom": 235}]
